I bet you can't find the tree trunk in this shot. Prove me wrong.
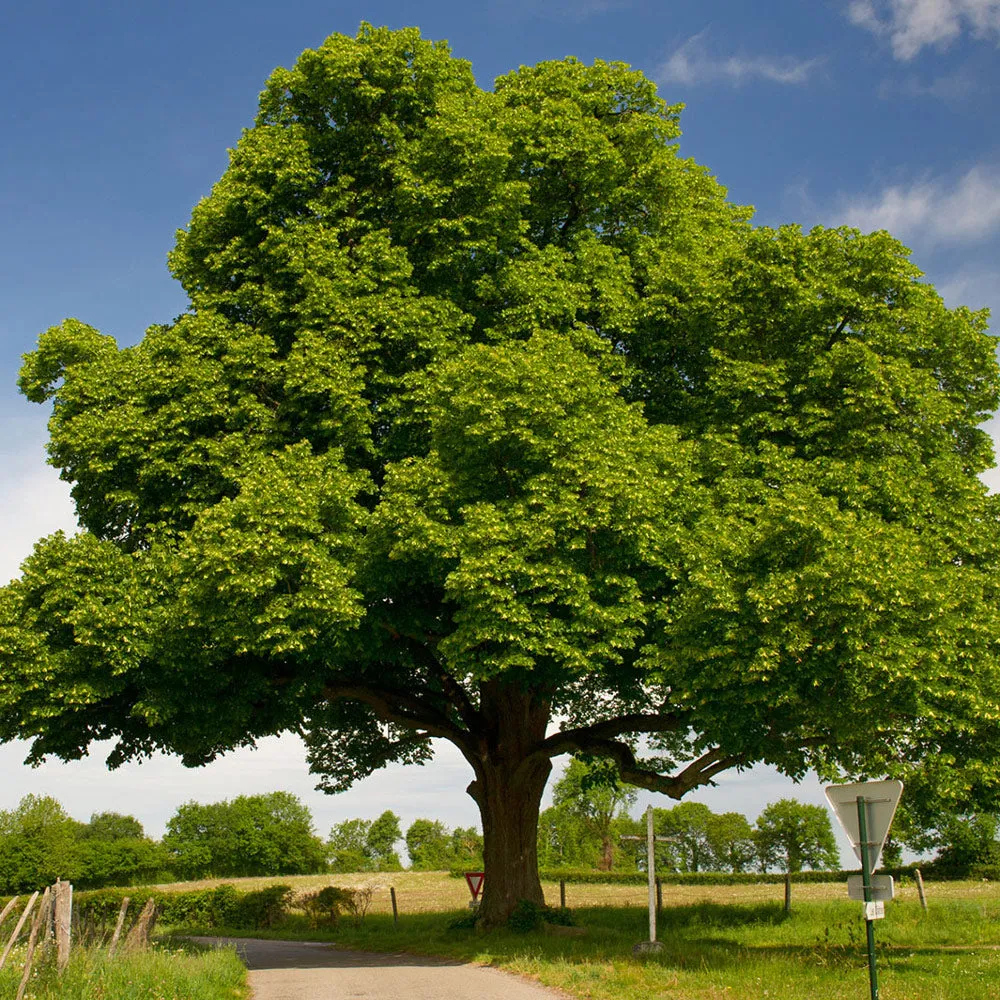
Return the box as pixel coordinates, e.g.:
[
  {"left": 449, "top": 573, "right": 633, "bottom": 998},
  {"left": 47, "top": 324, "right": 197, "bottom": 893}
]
[
  {"left": 467, "top": 681, "right": 552, "bottom": 928},
  {"left": 599, "top": 835, "right": 614, "bottom": 871}
]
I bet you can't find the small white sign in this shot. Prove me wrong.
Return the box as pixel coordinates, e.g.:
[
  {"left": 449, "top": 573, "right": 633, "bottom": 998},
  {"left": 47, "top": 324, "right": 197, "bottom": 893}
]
[
  {"left": 847, "top": 874, "right": 894, "bottom": 901},
  {"left": 865, "top": 901, "right": 885, "bottom": 920}
]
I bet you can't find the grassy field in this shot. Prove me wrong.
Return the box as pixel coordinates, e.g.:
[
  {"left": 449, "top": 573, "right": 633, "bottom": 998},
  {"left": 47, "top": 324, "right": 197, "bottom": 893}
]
[
  {"left": 0, "top": 939, "right": 247, "bottom": 1000},
  {"left": 150, "top": 872, "right": 1000, "bottom": 1000},
  {"left": 149, "top": 868, "right": 989, "bottom": 912}
]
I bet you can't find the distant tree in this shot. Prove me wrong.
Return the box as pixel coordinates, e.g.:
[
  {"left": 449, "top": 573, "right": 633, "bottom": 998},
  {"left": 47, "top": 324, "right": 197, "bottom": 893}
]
[
  {"left": 366, "top": 810, "right": 404, "bottom": 870},
  {"left": 654, "top": 801, "right": 714, "bottom": 872},
  {"left": 406, "top": 819, "right": 454, "bottom": 870},
  {"left": 890, "top": 805, "right": 1000, "bottom": 874},
  {"left": 705, "top": 811, "right": 756, "bottom": 873},
  {"left": 163, "top": 792, "right": 326, "bottom": 878},
  {"left": 537, "top": 805, "right": 597, "bottom": 869},
  {"left": 0, "top": 794, "right": 84, "bottom": 892},
  {"left": 327, "top": 817, "right": 373, "bottom": 872},
  {"left": 754, "top": 799, "right": 839, "bottom": 873},
  {"left": 552, "top": 758, "right": 638, "bottom": 871},
  {"left": 77, "top": 836, "right": 168, "bottom": 889},
  {"left": 451, "top": 826, "right": 485, "bottom": 869},
  {"left": 82, "top": 811, "right": 145, "bottom": 841}
]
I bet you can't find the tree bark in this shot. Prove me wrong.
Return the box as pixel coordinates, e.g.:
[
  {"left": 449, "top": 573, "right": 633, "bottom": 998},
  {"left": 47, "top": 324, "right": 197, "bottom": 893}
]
[{"left": 466, "top": 681, "right": 552, "bottom": 927}]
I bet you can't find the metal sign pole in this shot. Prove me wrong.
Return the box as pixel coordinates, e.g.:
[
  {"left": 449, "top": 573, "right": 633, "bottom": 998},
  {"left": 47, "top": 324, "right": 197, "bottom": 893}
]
[
  {"left": 646, "top": 805, "right": 656, "bottom": 943},
  {"left": 857, "top": 796, "right": 879, "bottom": 1000}
]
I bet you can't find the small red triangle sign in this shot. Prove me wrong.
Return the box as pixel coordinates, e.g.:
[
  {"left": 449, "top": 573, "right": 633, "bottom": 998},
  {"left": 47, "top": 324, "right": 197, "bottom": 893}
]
[{"left": 465, "top": 871, "right": 485, "bottom": 900}]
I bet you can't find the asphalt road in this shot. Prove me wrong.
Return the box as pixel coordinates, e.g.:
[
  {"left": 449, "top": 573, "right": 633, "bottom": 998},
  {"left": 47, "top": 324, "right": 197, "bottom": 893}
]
[{"left": 192, "top": 936, "right": 568, "bottom": 1000}]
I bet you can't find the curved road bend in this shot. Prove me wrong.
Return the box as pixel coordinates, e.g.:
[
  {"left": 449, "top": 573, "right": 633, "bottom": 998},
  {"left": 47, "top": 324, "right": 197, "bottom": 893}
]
[{"left": 192, "top": 936, "right": 569, "bottom": 1000}]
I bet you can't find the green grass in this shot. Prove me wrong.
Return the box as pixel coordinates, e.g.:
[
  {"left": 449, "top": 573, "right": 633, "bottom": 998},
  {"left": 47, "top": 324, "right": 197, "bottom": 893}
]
[
  {"left": 0, "top": 939, "right": 247, "bottom": 1000},
  {"left": 170, "top": 895, "right": 1000, "bottom": 1000}
]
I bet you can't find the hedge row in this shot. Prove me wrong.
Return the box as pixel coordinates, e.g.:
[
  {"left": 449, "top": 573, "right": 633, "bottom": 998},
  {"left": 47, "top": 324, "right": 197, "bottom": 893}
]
[
  {"left": 447, "top": 865, "right": 933, "bottom": 885},
  {"left": 72, "top": 883, "right": 294, "bottom": 930}
]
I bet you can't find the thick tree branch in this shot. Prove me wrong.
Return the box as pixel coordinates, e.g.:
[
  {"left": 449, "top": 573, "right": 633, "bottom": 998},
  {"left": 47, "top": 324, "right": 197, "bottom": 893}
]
[
  {"left": 532, "top": 711, "right": 685, "bottom": 760},
  {"left": 379, "top": 624, "right": 480, "bottom": 730},
  {"left": 539, "top": 728, "right": 746, "bottom": 800},
  {"left": 321, "top": 680, "right": 473, "bottom": 756}
]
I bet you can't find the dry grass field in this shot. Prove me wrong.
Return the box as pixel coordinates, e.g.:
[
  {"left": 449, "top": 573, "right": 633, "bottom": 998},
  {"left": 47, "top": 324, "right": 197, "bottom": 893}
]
[{"left": 147, "top": 869, "right": 1000, "bottom": 914}]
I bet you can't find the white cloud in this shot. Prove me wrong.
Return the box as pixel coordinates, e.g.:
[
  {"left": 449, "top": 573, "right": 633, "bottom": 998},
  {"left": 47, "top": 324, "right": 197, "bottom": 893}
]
[
  {"left": 659, "top": 31, "right": 824, "bottom": 87},
  {"left": 0, "top": 438, "right": 78, "bottom": 585},
  {"left": 0, "top": 735, "right": 482, "bottom": 841},
  {"left": 848, "top": 0, "right": 1000, "bottom": 60},
  {"left": 839, "top": 166, "right": 1000, "bottom": 243}
]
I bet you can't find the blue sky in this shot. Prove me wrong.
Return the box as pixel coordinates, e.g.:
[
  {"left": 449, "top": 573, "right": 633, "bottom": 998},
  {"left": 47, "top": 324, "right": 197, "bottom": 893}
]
[{"left": 1, "top": 0, "right": 998, "bottom": 853}]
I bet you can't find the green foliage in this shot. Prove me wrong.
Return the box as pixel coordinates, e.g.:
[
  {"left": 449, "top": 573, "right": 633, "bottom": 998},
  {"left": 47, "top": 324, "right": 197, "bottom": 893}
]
[
  {"left": 533, "top": 867, "right": 923, "bottom": 885},
  {"left": 0, "top": 794, "right": 167, "bottom": 893},
  {"left": 297, "top": 885, "right": 357, "bottom": 927},
  {"left": 0, "top": 794, "right": 84, "bottom": 891},
  {"left": 327, "top": 810, "right": 405, "bottom": 871},
  {"left": 507, "top": 899, "right": 548, "bottom": 932},
  {"left": 406, "top": 818, "right": 483, "bottom": 870},
  {"left": 82, "top": 812, "right": 145, "bottom": 841},
  {"left": 753, "top": 799, "right": 840, "bottom": 873},
  {"left": 365, "top": 811, "right": 404, "bottom": 870},
  {"left": 163, "top": 792, "right": 326, "bottom": 879},
  {"left": 71, "top": 883, "right": 294, "bottom": 930},
  {"left": 3, "top": 22, "right": 1000, "bottom": 922},
  {"left": 551, "top": 758, "right": 637, "bottom": 871},
  {"left": 506, "top": 899, "right": 577, "bottom": 932},
  {"left": 706, "top": 811, "right": 757, "bottom": 873}
]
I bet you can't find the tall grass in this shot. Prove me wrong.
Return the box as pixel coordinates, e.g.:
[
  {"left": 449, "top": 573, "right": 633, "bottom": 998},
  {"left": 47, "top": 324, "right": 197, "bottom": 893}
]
[{"left": 0, "top": 941, "right": 247, "bottom": 1000}]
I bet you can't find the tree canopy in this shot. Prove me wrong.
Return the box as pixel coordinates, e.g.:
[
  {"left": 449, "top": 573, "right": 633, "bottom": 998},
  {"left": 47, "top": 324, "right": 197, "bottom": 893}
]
[
  {"left": 163, "top": 792, "right": 327, "bottom": 879},
  {"left": 2, "top": 24, "right": 1000, "bottom": 923},
  {"left": 753, "top": 798, "right": 840, "bottom": 874}
]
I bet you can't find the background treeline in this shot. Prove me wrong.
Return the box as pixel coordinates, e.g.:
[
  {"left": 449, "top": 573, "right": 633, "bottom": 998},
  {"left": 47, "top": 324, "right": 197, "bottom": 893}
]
[
  {"left": 0, "top": 791, "right": 484, "bottom": 893},
  {"left": 4, "top": 758, "right": 998, "bottom": 893},
  {"left": 538, "top": 760, "right": 841, "bottom": 874}
]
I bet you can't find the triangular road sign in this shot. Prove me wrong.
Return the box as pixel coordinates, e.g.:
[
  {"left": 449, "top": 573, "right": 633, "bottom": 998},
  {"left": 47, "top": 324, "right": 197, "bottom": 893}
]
[
  {"left": 464, "top": 871, "right": 485, "bottom": 901},
  {"left": 825, "top": 780, "right": 903, "bottom": 872}
]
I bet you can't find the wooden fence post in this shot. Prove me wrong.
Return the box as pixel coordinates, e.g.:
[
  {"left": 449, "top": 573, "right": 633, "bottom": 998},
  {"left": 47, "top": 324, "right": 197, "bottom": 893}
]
[
  {"left": 54, "top": 880, "right": 73, "bottom": 970},
  {"left": 0, "top": 892, "right": 39, "bottom": 970},
  {"left": 0, "top": 897, "right": 20, "bottom": 932},
  {"left": 108, "top": 897, "right": 130, "bottom": 958},
  {"left": 560, "top": 880, "right": 566, "bottom": 910},
  {"left": 390, "top": 887, "right": 398, "bottom": 927},
  {"left": 16, "top": 887, "right": 51, "bottom": 1000},
  {"left": 123, "top": 898, "right": 157, "bottom": 953},
  {"left": 915, "top": 869, "right": 928, "bottom": 911}
]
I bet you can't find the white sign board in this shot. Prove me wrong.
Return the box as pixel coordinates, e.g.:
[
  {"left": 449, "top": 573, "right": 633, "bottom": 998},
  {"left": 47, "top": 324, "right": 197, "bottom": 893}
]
[
  {"left": 824, "top": 780, "right": 903, "bottom": 872},
  {"left": 847, "top": 874, "right": 894, "bottom": 902},
  {"left": 864, "top": 901, "right": 885, "bottom": 920}
]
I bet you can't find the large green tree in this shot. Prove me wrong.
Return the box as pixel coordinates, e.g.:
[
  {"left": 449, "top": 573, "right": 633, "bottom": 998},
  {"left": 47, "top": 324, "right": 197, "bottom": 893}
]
[
  {"left": 2, "top": 24, "right": 1000, "bottom": 925},
  {"left": 163, "top": 792, "right": 326, "bottom": 878},
  {"left": 753, "top": 799, "right": 840, "bottom": 873}
]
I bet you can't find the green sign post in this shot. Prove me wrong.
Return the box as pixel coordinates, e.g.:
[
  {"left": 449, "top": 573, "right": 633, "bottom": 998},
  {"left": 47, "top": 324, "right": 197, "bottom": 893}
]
[
  {"left": 857, "top": 796, "right": 879, "bottom": 1000},
  {"left": 825, "top": 780, "right": 903, "bottom": 1000}
]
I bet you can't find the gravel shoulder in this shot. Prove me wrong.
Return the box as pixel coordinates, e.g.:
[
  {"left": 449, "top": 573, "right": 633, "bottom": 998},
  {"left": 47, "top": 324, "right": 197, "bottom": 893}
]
[{"left": 191, "top": 936, "right": 568, "bottom": 1000}]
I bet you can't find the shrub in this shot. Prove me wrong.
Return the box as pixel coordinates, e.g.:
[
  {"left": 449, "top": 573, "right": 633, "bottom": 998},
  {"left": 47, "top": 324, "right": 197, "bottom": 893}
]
[
  {"left": 297, "top": 885, "right": 357, "bottom": 927},
  {"left": 506, "top": 900, "right": 576, "bottom": 932}
]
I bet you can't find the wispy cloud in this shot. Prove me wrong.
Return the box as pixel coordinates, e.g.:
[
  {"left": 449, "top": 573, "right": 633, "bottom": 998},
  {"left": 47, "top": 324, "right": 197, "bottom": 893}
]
[
  {"left": 847, "top": 0, "right": 1000, "bottom": 60},
  {"left": 838, "top": 166, "right": 1000, "bottom": 243},
  {"left": 658, "top": 31, "right": 824, "bottom": 87},
  {"left": 877, "top": 66, "right": 983, "bottom": 99}
]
